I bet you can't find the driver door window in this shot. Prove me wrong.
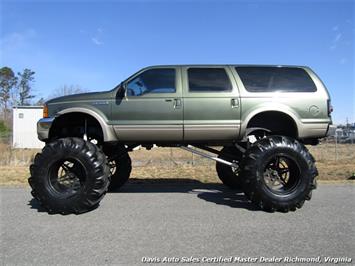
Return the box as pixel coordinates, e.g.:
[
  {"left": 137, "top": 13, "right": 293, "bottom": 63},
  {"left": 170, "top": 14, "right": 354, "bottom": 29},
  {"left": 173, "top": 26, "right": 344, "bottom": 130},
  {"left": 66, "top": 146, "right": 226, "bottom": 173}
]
[
  {"left": 112, "top": 67, "right": 183, "bottom": 141},
  {"left": 126, "top": 69, "right": 176, "bottom": 96}
]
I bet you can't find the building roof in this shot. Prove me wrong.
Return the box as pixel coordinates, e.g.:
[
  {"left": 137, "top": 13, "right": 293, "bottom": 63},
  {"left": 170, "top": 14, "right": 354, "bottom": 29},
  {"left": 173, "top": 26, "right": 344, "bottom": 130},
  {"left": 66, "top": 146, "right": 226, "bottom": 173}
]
[{"left": 13, "top": 106, "right": 43, "bottom": 109}]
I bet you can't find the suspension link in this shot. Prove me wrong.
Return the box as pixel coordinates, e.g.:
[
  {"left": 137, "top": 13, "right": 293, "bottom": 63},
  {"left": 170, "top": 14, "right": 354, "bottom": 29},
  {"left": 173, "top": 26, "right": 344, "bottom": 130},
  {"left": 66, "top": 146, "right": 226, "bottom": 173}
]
[{"left": 180, "top": 145, "right": 238, "bottom": 168}]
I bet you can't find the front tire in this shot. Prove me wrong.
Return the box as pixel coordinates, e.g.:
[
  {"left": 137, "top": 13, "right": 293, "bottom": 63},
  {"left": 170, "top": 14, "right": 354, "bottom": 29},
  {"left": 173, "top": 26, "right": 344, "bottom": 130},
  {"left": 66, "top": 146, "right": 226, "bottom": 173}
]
[
  {"left": 107, "top": 154, "right": 132, "bottom": 191},
  {"left": 240, "top": 136, "right": 318, "bottom": 212},
  {"left": 28, "top": 138, "right": 110, "bottom": 214}
]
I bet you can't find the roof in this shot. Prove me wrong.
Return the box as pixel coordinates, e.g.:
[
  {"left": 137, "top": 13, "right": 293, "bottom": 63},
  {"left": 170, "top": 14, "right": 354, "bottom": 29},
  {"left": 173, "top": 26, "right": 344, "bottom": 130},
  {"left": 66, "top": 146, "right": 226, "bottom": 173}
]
[
  {"left": 13, "top": 106, "right": 44, "bottom": 109},
  {"left": 143, "top": 64, "right": 309, "bottom": 68}
]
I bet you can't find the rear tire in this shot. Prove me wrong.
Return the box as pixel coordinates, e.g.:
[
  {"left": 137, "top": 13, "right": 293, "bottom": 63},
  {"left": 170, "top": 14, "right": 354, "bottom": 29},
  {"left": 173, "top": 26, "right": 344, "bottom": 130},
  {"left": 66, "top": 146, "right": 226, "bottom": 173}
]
[
  {"left": 28, "top": 138, "right": 110, "bottom": 214},
  {"left": 240, "top": 136, "right": 318, "bottom": 212},
  {"left": 216, "top": 146, "right": 243, "bottom": 189}
]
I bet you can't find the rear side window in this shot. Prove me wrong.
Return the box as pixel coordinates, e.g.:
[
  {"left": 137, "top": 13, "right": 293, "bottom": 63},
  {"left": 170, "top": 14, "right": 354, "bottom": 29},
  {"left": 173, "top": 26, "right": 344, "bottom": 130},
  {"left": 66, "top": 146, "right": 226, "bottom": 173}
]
[
  {"left": 236, "top": 67, "right": 317, "bottom": 92},
  {"left": 188, "top": 68, "right": 232, "bottom": 92}
]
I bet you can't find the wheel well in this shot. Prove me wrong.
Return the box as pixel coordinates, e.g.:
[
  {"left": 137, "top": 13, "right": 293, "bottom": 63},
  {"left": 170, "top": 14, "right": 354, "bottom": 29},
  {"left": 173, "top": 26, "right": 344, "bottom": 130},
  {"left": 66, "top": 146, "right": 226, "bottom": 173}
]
[
  {"left": 246, "top": 111, "right": 298, "bottom": 138},
  {"left": 49, "top": 112, "right": 104, "bottom": 143}
]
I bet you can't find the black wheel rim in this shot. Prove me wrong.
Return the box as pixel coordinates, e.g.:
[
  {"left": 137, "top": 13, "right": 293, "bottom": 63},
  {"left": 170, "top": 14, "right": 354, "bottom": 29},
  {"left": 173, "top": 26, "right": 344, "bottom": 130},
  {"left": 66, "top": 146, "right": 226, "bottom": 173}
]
[
  {"left": 232, "top": 164, "right": 240, "bottom": 176},
  {"left": 220, "top": 147, "right": 242, "bottom": 175},
  {"left": 263, "top": 155, "right": 300, "bottom": 195},
  {"left": 48, "top": 159, "right": 86, "bottom": 198},
  {"left": 108, "top": 159, "right": 117, "bottom": 176}
]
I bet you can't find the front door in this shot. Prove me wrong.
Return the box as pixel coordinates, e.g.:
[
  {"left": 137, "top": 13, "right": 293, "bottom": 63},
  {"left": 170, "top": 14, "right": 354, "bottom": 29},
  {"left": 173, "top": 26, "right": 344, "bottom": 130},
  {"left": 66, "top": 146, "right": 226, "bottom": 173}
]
[
  {"left": 111, "top": 67, "right": 183, "bottom": 141},
  {"left": 182, "top": 66, "right": 241, "bottom": 141}
]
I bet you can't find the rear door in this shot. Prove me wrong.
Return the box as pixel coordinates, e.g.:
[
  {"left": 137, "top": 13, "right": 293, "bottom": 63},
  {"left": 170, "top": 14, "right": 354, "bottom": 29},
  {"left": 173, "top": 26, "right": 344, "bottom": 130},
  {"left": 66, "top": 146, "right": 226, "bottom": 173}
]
[
  {"left": 182, "top": 66, "right": 241, "bottom": 141},
  {"left": 111, "top": 67, "right": 183, "bottom": 141}
]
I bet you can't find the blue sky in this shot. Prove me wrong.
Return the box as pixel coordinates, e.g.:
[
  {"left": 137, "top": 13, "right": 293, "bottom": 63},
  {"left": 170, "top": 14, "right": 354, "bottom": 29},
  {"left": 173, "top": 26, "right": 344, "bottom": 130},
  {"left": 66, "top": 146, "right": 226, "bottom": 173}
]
[{"left": 0, "top": 0, "right": 354, "bottom": 123}]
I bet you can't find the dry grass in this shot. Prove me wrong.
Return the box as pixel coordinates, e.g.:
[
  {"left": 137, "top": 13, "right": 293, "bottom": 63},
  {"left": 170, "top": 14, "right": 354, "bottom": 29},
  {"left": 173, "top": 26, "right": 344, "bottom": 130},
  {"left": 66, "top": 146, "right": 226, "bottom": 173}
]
[
  {"left": 0, "top": 166, "right": 29, "bottom": 186},
  {"left": 0, "top": 143, "right": 40, "bottom": 166},
  {"left": 308, "top": 143, "right": 355, "bottom": 180},
  {"left": 0, "top": 142, "right": 354, "bottom": 186}
]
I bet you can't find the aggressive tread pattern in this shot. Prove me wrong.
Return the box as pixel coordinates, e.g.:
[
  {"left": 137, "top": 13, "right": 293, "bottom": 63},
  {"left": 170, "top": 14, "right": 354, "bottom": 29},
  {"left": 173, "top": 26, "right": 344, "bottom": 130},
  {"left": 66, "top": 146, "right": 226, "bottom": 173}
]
[
  {"left": 28, "top": 137, "right": 110, "bottom": 214},
  {"left": 240, "top": 136, "right": 318, "bottom": 212}
]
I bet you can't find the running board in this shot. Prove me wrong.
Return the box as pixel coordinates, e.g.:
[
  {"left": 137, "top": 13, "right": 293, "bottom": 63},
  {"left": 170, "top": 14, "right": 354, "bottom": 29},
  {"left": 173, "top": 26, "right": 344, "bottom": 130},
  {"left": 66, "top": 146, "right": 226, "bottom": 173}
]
[{"left": 180, "top": 146, "right": 238, "bottom": 168}]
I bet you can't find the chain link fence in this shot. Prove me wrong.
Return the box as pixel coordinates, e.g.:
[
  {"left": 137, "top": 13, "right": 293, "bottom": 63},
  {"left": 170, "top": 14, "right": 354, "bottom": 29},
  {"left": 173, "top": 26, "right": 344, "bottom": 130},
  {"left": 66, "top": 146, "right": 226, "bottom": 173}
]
[
  {"left": 0, "top": 134, "right": 354, "bottom": 166},
  {"left": 0, "top": 133, "right": 354, "bottom": 180}
]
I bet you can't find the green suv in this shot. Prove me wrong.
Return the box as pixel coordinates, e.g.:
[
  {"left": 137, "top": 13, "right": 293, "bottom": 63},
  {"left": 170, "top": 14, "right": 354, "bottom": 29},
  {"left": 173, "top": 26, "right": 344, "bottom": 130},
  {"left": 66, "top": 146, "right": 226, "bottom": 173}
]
[{"left": 29, "top": 65, "right": 334, "bottom": 214}]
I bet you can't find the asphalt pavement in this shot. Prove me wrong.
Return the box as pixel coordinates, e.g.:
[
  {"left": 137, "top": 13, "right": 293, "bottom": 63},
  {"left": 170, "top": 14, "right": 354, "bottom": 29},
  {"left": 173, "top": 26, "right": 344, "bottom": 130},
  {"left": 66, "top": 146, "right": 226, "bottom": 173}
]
[{"left": 1, "top": 182, "right": 354, "bottom": 265}]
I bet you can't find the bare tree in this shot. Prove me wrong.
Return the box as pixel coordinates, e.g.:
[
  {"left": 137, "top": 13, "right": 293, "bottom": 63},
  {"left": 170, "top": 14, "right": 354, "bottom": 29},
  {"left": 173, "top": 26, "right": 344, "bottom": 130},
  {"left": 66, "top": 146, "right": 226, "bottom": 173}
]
[
  {"left": 35, "top": 97, "right": 46, "bottom": 106},
  {"left": 49, "top": 85, "right": 88, "bottom": 99}
]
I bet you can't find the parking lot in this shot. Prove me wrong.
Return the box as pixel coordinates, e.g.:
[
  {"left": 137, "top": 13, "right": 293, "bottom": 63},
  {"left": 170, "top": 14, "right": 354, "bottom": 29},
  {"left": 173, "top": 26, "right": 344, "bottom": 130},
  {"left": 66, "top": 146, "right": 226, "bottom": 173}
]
[{"left": 1, "top": 183, "right": 354, "bottom": 265}]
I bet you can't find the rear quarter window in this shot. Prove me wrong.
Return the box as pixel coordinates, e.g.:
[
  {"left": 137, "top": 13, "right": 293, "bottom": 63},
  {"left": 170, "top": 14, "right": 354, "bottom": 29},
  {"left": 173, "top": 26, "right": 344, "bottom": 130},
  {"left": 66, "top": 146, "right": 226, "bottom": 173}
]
[{"left": 235, "top": 67, "right": 317, "bottom": 92}]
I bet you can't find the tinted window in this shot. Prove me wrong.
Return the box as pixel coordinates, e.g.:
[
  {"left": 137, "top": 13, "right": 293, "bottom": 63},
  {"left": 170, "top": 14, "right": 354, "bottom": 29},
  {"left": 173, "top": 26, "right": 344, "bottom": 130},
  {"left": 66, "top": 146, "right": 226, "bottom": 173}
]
[
  {"left": 188, "top": 68, "right": 232, "bottom": 92},
  {"left": 236, "top": 67, "right": 316, "bottom": 92},
  {"left": 127, "top": 68, "right": 175, "bottom": 96}
]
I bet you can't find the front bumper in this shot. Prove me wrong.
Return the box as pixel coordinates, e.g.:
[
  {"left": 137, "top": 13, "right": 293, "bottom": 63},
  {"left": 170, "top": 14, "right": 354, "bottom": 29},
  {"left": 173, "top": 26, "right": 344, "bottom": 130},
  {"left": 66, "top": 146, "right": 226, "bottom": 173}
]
[{"left": 37, "top": 117, "right": 55, "bottom": 141}]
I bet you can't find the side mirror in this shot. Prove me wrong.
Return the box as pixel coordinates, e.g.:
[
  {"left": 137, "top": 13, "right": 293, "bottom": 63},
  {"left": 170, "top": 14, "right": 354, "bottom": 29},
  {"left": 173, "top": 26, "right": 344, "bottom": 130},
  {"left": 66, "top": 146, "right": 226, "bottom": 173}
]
[
  {"left": 115, "top": 83, "right": 126, "bottom": 105},
  {"left": 117, "top": 84, "right": 126, "bottom": 99}
]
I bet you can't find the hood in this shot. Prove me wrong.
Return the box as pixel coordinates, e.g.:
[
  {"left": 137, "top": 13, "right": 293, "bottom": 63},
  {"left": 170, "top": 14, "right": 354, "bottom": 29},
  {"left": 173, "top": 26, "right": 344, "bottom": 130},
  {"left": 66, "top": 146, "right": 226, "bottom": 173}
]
[{"left": 46, "top": 91, "right": 111, "bottom": 105}]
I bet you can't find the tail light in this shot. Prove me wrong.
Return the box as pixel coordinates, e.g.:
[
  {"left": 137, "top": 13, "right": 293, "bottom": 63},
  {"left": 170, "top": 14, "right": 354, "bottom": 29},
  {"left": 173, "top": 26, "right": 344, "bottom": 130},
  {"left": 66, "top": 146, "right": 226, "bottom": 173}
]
[
  {"left": 43, "top": 104, "right": 49, "bottom": 118},
  {"left": 327, "top": 99, "right": 333, "bottom": 116}
]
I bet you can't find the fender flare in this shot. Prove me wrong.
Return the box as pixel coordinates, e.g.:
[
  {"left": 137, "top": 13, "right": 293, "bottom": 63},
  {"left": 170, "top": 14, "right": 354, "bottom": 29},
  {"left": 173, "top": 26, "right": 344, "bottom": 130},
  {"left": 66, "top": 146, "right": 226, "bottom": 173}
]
[
  {"left": 57, "top": 107, "right": 117, "bottom": 142},
  {"left": 241, "top": 105, "right": 301, "bottom": 137}
]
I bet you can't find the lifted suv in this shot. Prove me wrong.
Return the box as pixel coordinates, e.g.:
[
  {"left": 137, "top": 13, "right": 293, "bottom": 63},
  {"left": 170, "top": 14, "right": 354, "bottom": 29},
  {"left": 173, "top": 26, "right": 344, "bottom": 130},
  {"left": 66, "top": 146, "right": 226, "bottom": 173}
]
[{"left": 30, "top": 65, "right": 334, "bottom": 214}]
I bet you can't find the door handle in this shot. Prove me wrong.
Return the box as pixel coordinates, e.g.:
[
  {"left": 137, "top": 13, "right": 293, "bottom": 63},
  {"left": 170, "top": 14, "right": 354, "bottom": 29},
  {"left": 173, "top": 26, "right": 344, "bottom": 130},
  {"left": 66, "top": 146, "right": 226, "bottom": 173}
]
[
  {"left": 174, "top": 98, "right": 182, "bottom": 109},
  {"left": 231, "top": 98, "right": 239, "bottom": 108}
]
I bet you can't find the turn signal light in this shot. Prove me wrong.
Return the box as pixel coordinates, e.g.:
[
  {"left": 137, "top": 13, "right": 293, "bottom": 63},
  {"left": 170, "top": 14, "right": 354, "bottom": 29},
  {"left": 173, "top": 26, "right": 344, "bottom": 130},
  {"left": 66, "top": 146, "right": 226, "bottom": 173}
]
[{"left": 43, "top": 105, "right": 49, "bottom": 118}]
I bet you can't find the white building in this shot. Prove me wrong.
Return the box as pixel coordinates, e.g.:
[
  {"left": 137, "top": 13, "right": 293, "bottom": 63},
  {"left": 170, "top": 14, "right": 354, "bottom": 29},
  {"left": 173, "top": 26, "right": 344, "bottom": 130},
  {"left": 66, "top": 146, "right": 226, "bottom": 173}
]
[{"left": 12, "top": 106, "right": 44, "bottom": 149}]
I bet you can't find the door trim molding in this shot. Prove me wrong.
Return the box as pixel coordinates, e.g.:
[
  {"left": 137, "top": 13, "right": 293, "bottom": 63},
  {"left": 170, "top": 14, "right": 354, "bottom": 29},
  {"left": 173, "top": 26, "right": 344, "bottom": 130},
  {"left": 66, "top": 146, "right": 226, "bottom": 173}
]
[{"left": 113, "top": 125, "right": 182, "bottom": 141}]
